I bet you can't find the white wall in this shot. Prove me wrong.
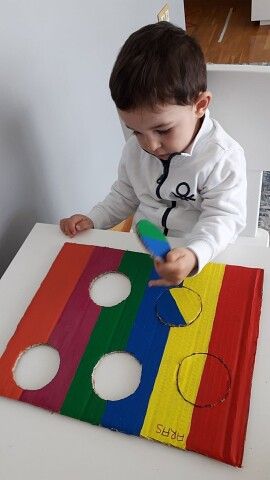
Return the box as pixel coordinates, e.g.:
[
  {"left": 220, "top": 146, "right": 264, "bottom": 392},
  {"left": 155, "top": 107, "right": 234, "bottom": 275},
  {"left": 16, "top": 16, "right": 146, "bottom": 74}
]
[
  {"left": 0, "top": 1, "right": 185, "bottom": 276},
  {"left": 252, "top": 0, "right": 270, "bottom": 22}
]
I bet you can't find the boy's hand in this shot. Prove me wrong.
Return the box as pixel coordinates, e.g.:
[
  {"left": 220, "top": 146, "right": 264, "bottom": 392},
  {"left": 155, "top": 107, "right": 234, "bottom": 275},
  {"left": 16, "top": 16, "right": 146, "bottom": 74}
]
[
  {"left": 60, "top": 214, "right": 94, "bottom": 237},
  {"left": 148, "top": 248, "right": 197, "bottom": 287}
]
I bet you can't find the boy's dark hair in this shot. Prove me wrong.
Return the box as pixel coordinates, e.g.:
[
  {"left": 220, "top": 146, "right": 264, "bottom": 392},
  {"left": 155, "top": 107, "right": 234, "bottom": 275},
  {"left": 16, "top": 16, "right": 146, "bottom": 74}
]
[{"left": 109, "top": 21, "right": 206, "bottom": 110}]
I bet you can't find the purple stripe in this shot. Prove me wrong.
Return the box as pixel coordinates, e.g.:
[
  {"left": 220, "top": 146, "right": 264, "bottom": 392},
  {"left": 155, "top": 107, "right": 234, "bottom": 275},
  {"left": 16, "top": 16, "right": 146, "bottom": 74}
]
[{"left": 21, "top": 246, "right": 124, "bottom": 411}]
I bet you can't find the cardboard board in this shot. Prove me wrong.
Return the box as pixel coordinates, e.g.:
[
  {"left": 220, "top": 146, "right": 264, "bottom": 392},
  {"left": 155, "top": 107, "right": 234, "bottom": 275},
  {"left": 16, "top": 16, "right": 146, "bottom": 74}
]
[{"left": 0, "top": 243, "right": 264, "bottom": 466}]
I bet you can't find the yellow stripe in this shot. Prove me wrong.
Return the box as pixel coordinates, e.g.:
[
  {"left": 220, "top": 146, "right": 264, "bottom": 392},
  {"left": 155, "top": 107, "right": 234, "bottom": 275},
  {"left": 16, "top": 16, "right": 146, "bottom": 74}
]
[
  {"left": 170, "top": 286, "right": 202, "bottom": 325},
  {"left": 140, "top": 263, "right": 225, "bottom": 449}
]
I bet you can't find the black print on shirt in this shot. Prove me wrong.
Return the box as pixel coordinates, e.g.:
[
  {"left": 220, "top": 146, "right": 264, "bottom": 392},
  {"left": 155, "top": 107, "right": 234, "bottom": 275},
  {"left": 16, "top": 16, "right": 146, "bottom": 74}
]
[{"left": 171, "top": 182, "right": 196, "bottom": 201}]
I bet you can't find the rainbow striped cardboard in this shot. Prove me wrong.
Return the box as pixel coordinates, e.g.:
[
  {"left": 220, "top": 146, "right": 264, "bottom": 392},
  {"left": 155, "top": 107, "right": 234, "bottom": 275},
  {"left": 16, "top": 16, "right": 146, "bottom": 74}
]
[{"left": 0, "top": 243, "right": 264, "bottom": 466}]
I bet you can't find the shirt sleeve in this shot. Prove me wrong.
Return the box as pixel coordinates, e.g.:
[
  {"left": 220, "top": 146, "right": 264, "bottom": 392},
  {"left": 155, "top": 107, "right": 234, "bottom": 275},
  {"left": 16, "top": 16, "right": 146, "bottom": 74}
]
[
  {"left": 185, "top": 146, "right": 247, "bottom": 273},
  {"left": 88, "top": 141, "right": 139, "bottom": 229}
]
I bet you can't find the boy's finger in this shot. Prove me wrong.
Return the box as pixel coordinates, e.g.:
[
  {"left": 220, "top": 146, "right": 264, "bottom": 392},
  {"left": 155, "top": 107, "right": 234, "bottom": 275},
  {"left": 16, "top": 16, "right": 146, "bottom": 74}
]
[
  {"left": 60, "top": 217, "right": 80, "bottom": 237},
  {"left": 61, "top": 222, "right": 69, "bottom": 236},
  {"left": 153, "top": 258, "right": 165, "bottom": 270},
  {"left": 66, "top": 225, "right": 75, "bottom": 237},
  {"left": 59, "top": 220, "right": 65, "bottom": 233},
  {"left": 154, "top": 260, "right": 180, "bottom": 277},
  {"left": 76, "top": 219, "right": 90, "bottom": 231},
  {"left": 67, "top": 221, "right": 77, "bottom": 235},
  {"left": 60, "top": 219, "right": 70, "bottom": 233},
  {"left": 149, "top": 276, "right": 184, "bottom": 287},
  {"left": 154, "top": 256, "right": 164, "bottom": 264},
  {"left": 166, "top": 249, "right": 185, "bottom": 262},
  {"left": 148, "top": 278, "right": 175, "bottom": 287}
]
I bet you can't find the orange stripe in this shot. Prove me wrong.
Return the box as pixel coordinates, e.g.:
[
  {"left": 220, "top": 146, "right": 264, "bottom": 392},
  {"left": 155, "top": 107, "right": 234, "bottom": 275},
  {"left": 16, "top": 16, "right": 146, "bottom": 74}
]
[{"left": 0, "top": 242, "right": 93, "bottom": 400}]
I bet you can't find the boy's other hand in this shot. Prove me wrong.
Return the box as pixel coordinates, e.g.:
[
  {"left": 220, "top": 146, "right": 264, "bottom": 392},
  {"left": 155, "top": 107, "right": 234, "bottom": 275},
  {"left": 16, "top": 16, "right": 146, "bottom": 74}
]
[
  {"left": 148, "top": 248, "right": 197, "bottom": 287},
  {"left": 60, "top": 214, "right": 93, "bottom": 237}
]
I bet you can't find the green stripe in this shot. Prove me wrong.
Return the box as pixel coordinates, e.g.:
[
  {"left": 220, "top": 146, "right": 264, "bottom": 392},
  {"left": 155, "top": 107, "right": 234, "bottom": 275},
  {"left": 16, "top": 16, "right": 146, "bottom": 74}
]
[{"left": 60, "top": 250, "right": 153, "bottom": 425}]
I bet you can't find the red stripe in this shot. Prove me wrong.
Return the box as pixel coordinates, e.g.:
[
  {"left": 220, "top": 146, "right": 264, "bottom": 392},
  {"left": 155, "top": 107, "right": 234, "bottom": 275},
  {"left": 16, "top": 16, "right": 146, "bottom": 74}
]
[
  {"left": 186, "top": 265, "right": 263, "bottom": 466},
  {"left": 20, "top": 246, "right": 124, "bottom": 411}
]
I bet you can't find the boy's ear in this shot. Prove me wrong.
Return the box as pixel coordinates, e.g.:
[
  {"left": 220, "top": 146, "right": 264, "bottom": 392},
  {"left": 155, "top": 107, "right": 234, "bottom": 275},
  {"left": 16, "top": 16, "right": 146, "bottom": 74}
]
[{"left": 194, "top": 91, "right": 212, "bottom": 117}]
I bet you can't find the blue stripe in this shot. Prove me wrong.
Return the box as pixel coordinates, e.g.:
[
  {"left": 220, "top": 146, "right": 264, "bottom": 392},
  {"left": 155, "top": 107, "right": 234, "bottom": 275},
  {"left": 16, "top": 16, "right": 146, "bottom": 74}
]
[
  {"left": 155, "top": 289, "right": 187, "bottom": 326},
  {"left": 100, "top": 268, "right": 170, "bottom": 435}
]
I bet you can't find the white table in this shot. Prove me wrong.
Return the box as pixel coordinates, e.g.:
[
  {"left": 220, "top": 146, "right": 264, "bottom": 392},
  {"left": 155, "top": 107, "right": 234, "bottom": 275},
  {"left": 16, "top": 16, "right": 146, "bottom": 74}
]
[{"left": 0, "top": 223, "right": 270, "bottom": 480}]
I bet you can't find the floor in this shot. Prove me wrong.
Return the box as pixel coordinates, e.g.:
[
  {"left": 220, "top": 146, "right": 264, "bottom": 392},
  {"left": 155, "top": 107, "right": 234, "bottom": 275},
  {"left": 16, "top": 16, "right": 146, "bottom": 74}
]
[
  {"left": 184, "top": 0, "right": 270, "bottom": 64},
  {"left": 184, "top": 0, "right": 270, "bottom": 234}
]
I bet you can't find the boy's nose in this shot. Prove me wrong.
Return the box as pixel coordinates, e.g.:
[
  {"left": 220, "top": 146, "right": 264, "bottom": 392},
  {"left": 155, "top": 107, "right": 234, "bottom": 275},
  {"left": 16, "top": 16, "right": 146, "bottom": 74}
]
[{"left": 145, "top": 137, "right": 162, "bottom": 153}]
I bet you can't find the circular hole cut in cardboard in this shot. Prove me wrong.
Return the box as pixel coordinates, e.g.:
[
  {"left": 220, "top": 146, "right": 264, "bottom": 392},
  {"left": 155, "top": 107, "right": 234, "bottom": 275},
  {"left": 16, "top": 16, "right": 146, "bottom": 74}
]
[
  {"left": 155, "top": 286, "right": 202, "bottom": 327},
  {"left": 13, "top": 344, "right": 60, "bottom": 390},
  {"left": 177, "top": 352, "right": 231, "bottom": 408},
  {"left": 92, "top": 352, "right": 142, "bottom": 401},
  {"left": 89, "top": 272, "right": 131, "bottom": 307}
]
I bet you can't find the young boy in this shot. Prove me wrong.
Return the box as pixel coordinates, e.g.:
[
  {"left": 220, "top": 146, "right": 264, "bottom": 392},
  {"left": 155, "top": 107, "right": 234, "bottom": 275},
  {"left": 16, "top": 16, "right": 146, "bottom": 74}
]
[{"left": 60, "top": 22, "right": 246, "bottom": 287}]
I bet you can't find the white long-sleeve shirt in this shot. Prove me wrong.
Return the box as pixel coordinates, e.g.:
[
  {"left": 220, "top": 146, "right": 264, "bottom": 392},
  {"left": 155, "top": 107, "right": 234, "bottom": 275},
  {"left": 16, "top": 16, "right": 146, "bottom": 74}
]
[{"left": 89, "top": 110, "right": 247, "bottom": 272}]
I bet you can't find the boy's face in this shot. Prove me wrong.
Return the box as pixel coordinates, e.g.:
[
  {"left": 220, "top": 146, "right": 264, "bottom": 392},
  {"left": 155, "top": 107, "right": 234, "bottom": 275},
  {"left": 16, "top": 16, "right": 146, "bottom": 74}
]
[{"left": 118, "top": 94, "right": 211, "bottom": 160}]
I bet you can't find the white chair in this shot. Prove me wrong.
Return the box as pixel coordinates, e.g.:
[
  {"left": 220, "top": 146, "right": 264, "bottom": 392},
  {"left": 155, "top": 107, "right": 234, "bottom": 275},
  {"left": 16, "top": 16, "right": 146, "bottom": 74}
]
[
  {"left": 207, "top": 64, "right": 269, "bottom": 246},
  {"left": 119, "top": 64, "right": 270, "bottom": 246}
]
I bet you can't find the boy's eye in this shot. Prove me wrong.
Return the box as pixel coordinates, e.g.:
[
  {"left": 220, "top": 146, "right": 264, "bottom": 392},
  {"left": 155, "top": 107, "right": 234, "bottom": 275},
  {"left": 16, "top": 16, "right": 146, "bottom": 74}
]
[
  {"left": 133, "top": 129, "right": 172, "bottom": 136},
  {"left": 156, "top": 128, "right": 171, "bottom": 135}
]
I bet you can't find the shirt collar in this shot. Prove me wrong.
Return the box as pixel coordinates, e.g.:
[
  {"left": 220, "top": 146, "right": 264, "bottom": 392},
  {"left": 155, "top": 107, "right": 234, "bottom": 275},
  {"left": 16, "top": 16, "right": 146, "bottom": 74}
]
[{"left": 180, "top": 109, "right": 212, "bottom": 157}]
